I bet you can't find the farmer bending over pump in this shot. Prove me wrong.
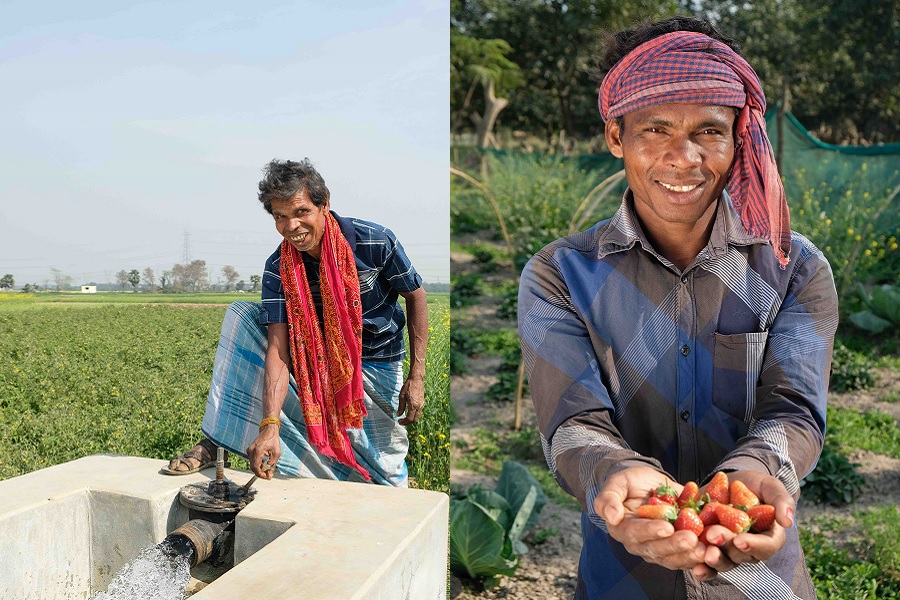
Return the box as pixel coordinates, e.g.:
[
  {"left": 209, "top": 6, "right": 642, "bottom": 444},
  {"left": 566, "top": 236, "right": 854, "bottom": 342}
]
[
  {"left": 164, "top": 158, "right": 428, "bottom": 486},
  {"left": 518, "top": 16, "right": 838, "bottom": 599}
]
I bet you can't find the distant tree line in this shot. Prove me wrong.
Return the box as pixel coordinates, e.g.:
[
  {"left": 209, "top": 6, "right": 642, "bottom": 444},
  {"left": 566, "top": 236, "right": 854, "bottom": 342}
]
[
  {"left": 8, "top": 265, "right": 443, "bottom": 294},
  {"left": 6, "top": 263, "right": 262, "bottom": 293},
  {"left": 452, "top": 0, "right": 899, "bottom": 147},
  {"left": 423, "top": 282, "right": 451, "bottom": 293},
  {"left": 113, "top": 262, "right": 261, "bottom": 293}
]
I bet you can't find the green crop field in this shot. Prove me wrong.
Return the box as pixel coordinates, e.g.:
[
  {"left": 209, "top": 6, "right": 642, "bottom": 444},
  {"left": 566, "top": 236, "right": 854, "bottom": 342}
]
[{"left": 0, "top": 292, "right": 450, "bottom": 493}]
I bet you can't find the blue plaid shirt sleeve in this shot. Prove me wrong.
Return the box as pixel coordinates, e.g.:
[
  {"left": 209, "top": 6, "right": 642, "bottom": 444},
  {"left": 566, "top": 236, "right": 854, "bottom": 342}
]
[
  {"left": 259, "top": 249, "right": 287, "bottom": 325},
  {"left": 518, "top": 247, "right": 665, "bottom": 519},
  {"left": 378, "top": 227, "right": 423, "bottom": 294}
]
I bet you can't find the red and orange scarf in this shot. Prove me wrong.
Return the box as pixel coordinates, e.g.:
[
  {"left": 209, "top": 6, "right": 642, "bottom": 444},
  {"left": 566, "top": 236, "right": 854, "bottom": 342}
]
[{"left": 279, "top": 212, "right": 369, "bottom": 480}]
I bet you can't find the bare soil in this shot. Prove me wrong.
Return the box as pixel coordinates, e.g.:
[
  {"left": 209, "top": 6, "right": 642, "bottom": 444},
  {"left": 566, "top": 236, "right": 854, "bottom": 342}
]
[{"left": 450, "top": 241, "right": 900, "bottom": 600}]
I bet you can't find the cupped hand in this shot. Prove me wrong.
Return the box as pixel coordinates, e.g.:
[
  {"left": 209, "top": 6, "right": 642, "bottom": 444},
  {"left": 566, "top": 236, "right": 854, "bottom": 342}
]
[
  {"left": 594, "top": 466, "right": 706, "bottom": 570},
  {"left": 692, "top": 470, "right": 794, "bottom": 579}
]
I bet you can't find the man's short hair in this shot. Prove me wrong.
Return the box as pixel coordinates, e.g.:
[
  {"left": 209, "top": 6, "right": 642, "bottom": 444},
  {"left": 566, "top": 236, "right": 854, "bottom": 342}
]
[{"left": 258, "top": 158, "right": 330, "bottom": 214}]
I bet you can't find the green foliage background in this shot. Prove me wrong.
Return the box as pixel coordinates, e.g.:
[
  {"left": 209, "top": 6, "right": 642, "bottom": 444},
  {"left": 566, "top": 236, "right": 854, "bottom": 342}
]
[
  {"left": 0, "top": 294, "right": 450, "bottom": 493},
  {"left": 452, "top": 0, "right": 899, "bottom": 145}
]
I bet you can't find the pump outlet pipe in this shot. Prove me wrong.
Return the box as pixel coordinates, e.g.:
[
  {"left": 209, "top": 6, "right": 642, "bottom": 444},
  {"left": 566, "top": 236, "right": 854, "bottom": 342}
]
[{"left": 165, "top": 518, "right": 233, "bottom": 567}]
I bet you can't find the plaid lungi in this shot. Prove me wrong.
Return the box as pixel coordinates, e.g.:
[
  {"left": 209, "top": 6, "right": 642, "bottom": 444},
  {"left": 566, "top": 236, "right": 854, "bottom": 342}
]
[{"left": 201, "top": 301, "right": 409, "bottom": 486}]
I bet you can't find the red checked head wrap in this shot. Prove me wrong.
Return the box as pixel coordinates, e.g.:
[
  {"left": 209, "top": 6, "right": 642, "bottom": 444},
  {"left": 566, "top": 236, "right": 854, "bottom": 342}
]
[{"left": 599, "top": 30, "right": 791, "bottom": 268}]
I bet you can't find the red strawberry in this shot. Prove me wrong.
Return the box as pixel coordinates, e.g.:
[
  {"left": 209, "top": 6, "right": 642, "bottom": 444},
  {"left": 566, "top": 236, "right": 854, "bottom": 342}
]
[
  {"left": 715, "top": 504, "right": 752, "bottom": 533},
  {"left": 730, "top": 480, "right": 760, "bottom": 511},
  {"left": 698, "top": 501, "right": 721, "bottom": 526},
  {"left": 646, "top": 496, "right": 667, "bottom": 505},
  {"left": 677, "top": 481, "right": 700, "bottom": 508},
  {"left": 651, "top": 482, "right": 678, "bottom": 505},
  {"left": 674, "top": 507, "right": 704, "bottom": 536},
  {"left": 705, "top": 471, "right": 730, "bottom": 504},
  {"left": 636, "top": 503, "right": 678, "bottom": 522},
  {"left": 747, "top": 504, "right": 776, "bottom": 533}
]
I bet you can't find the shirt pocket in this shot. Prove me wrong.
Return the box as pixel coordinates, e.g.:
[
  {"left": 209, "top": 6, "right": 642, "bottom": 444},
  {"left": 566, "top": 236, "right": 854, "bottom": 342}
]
[
  {"left": 357, "top": 269, "right": 379, "bottom": 294},
  {"left": 712, "top": 331, "right": 769, "bottom": 422}
]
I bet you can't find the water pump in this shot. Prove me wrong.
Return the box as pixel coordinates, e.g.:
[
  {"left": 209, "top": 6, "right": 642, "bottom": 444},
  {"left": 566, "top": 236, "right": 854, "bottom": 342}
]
[{"left": 169, "top": 448, "right": 263, "bottom": 567}]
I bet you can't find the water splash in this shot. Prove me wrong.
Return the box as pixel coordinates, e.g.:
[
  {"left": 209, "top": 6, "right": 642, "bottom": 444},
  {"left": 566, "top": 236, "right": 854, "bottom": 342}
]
[{"left": 90, "top": 537, "right": 194, "bottom": 600}]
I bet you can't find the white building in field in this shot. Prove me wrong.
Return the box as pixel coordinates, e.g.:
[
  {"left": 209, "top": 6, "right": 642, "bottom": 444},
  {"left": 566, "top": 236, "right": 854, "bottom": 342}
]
[{"left": 80, "top": 285, "right": 97, "bottom": 293}]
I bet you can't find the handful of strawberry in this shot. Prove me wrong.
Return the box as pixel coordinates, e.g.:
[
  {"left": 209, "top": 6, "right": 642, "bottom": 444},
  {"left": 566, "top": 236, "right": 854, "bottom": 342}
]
[{"left": 635, "top": 471, "right": 776, "bottom": 540}]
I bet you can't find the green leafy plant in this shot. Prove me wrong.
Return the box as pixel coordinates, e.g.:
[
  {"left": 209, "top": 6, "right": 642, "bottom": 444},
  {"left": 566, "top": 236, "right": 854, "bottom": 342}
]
[
  {"left": 449, "top": 349, "right": 468, "bottom": 376},
  {"left": 450, "top": 178, "right": 495, "bottom": 235},
  {"left": 830, "top": 342, "right": 877, "bottom": 392},
  {"left": 495, "top": 284, "right": 518, "bottom": 320},
  {"left": 450, "top": 460, "right": 548, "bottom": 587},
  {"left": 452, "top": 327, "right": 485, "bottom": 357},
  {"left": 850, "top": 284, "right": 900, "bottom": 334},
  {"left": 449, "top": 495, "right": 518, "bottom": 588},
  {"left": 450, "top": 328, "right": 485, "bottom": 375},
  {"left": 452, "top": 153, "right": 625, "bottom": 261},
  {"left": 485, "top": 371, "right": 520, "bottom": 402},
  {"left": 451, "top": 273, "right": 483, "bottom": 308},
  {"left": 469, "top": 245, "right": 500, "bottom": 273},
  {"left": 788, "top": 168, "right": 899, "bottom": 307},
  {"left": 485, "top": 345, "right": 526, "bottom": 402},
  {"left": 478, "top": 328, "right": 521, "bottom": 355},
  {"left": 800, "top": 443, "right": 866, "bottom": 506},
  {"left": 883, "top": 390, "right": 900, "bottom": 403},
  {"left": 531, "top": 526, "right": 559, "bottom": 544},
  {"left": 802, "top": 507, "right": 900, "bottom": 599},
  {"left": 495, "top": 461, "right": 548, "bottom": 552},
  {"left": 827, "top": 407, "right": 900, "bottom": 458},
  {"left": 473, "top": 249, "right": 496, "bottom": 264}
]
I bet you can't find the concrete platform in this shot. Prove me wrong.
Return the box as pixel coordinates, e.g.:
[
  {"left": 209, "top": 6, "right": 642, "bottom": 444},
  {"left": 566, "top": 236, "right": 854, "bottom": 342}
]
[{"left": 0, "top": 455, "right": 449, "bottom": 599}]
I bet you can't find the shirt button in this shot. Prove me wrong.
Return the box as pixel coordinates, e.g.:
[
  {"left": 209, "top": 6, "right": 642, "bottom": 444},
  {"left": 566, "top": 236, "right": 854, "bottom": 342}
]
[
  {"left": 680, "top": 345, "right": 690, "bottom": 356},
  {"left": 680, "top": 410, "right": 691, "bottom": 421},
  {"left": 681, "top": 275, "right": 688, "bottom": 284}
]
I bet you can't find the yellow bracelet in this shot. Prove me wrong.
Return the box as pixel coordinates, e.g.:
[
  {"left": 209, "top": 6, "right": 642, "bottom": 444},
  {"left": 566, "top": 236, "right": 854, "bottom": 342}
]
[{"left": 259, "top": 417, "right": 281, "bottom": 432}]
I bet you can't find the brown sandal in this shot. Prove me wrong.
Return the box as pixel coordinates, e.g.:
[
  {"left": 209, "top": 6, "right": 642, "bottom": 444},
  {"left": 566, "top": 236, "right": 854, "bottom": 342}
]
[{"left": 161, "top": 439, "right": 229, "bottom": 475}]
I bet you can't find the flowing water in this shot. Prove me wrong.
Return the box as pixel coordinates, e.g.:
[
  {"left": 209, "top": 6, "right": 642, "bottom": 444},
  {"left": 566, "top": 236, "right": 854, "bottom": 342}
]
[{"left": 90, "top": 536, "right": 194, "bottom": 600}]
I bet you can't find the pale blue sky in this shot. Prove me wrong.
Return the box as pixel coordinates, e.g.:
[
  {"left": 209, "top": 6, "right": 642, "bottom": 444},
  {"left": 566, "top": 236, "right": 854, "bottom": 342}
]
[{"left": 0, "top": 0, "right": 449, "bottom": 287}]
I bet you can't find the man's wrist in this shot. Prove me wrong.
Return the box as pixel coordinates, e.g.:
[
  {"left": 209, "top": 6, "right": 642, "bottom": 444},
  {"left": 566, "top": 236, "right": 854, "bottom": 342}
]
[{"left": 259, "top": 416, "right": 282, "bottom": 433}]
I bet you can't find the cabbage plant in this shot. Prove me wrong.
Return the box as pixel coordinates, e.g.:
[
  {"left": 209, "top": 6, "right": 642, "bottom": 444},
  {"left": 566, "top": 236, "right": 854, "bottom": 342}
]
[
  {"left": 450, "top": 460, "right": 548, "bottom": 587},
  {"left": 850, "top": 284, "right": 900, "bottom": 333}
]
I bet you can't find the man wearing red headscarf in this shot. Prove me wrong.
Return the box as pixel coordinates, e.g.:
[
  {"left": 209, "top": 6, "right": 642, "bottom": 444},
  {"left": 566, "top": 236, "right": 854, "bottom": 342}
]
[{"left": 518, "top": 16, "right": 838, "bottom": 599}]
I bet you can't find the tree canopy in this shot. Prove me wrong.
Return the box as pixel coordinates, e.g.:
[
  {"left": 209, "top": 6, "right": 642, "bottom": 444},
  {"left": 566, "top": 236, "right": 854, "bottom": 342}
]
[
  {"left": 451, "top": 0, "right": 899, "bottom": 145},
  {"left": 693, "top": 0, "right": 899, "bottom": 144}
]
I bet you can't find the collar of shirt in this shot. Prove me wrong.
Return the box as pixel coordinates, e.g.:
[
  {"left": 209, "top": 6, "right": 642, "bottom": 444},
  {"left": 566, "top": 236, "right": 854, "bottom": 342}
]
[
  {"left": 331, "top": 211, "right": 357, "bottom": 253},
  {"left": 594, "top": 190, "right": 769, "bottom": 264}
]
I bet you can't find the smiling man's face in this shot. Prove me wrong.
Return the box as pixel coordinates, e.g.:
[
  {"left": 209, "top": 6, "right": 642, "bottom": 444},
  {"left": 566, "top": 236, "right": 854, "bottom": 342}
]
[
  {"left": 270, "top": 190, "right": 328, "bottom": 260},
  {"left": 605, "top": 103, "right": 736, "bottom": 237}
]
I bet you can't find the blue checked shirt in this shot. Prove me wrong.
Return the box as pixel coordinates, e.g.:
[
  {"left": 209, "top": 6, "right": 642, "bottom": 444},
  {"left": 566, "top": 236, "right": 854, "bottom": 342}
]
[
  {"left": 518, "top": 192, "right": 838, "bottom": 600},
  {"left": 260, "top": 211, "right": 423, "bottom": 362}
]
